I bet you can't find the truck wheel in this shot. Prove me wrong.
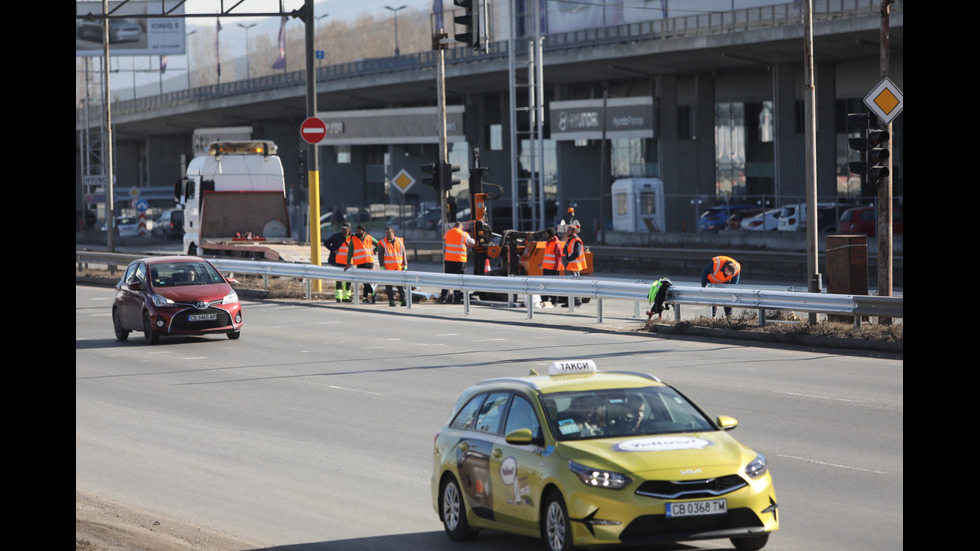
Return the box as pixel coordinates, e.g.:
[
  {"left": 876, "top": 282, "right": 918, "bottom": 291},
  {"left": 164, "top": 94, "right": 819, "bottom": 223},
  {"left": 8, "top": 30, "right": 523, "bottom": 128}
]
[{"left": 187, "top": 244, "right": 197, "bottom": 256}]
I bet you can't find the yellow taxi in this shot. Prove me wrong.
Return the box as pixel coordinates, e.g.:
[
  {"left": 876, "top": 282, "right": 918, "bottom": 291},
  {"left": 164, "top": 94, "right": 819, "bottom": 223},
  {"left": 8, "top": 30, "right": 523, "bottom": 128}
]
[{"left": 431, "top": 360, "right": 778, "bottom": 551}]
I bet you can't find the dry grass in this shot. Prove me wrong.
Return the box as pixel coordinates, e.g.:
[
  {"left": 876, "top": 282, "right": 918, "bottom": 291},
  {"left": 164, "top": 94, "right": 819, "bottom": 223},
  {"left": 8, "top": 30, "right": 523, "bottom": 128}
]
[{"left": 645, "top": 309, "right": 902, "bottom": 342}]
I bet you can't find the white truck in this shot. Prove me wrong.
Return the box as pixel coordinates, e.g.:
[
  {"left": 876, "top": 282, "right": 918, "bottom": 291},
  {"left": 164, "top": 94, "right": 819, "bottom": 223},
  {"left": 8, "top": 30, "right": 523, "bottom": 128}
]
[{"left": 174, "top": 140, "right": 316, "bottom": 262}]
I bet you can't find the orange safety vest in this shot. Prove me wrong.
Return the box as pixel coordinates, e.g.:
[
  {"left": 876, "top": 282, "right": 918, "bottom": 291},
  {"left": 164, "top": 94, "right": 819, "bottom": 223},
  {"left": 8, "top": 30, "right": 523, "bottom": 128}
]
[
  {"left": 563, "top": 236, "right": 587, "bottom": 272},
  {"left": 707, "top": 255, "right": 741, "bottom": 284},
  {"left": 335, "top": 240, "right": 349, "bottom": 265},
  {"left": 380, "top": 237, "right": 406, "bottom": 270},
  {"left": 350, "top": 235, "right": 375, "bottom": 266},
  {"left": 444, "top": 227, "right": 468, "bottom": 263},
  {"left": 542, "top": 237, "right": 563, "bottom": 270}
]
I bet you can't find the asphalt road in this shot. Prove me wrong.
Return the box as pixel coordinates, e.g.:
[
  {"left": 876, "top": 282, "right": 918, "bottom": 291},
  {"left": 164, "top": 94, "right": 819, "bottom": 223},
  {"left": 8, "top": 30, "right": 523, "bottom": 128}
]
[{"left": 76, "top": 284, "right": 903, "bottom": 551}]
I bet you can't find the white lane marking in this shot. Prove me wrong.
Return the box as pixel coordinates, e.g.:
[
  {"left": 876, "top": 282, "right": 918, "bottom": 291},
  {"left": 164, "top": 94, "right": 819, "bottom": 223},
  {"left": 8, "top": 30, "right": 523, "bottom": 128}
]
[
  {"left": 777, "top": 455, "right": 888, "bottom": 475},
  {"left": 327, "top": 385, "right": 383, "bottom": 396}
]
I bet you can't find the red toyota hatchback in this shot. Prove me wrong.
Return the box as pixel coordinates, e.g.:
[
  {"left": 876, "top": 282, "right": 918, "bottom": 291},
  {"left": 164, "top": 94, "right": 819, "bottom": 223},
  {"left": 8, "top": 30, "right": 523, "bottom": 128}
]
[{"left": 112, "top": 256, "right": 242, "bottom": 344}]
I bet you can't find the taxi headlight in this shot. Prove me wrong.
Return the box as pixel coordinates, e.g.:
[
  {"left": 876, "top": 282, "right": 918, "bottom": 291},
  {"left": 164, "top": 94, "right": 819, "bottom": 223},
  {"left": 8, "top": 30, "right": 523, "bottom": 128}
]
[
  {"left": 569, "top": 461, "right": 632, "bottom": 490},
  {"left": 745, "top": 454, "right": 768, "bottom": 479},
  {"left": 222, "top": 290, "right": 239, "bottom": 305},
  {"left": 150, "top": 294, "right": 175, "bottom": 308}
]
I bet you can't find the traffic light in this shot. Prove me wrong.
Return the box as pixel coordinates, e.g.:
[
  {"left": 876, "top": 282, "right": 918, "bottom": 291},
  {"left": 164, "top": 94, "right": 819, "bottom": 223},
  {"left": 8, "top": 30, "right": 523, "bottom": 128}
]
[
  {"left": 441, "top": 161, "right": 460, "bottom": 191},
  {"left": 846, "top": 113, "right": 869, "bottom": 179},
  {"left": 846, "top": 112, "right": 890, "bottom": 188},
  {"left": 866, "top": 125, "right": 890, "bottom": 188},
  {"left": 421, "top": 161, "right": 440, "bottom": 191},
  {"left": 453, "top": 0, "right": 479, "bottom": 50}
]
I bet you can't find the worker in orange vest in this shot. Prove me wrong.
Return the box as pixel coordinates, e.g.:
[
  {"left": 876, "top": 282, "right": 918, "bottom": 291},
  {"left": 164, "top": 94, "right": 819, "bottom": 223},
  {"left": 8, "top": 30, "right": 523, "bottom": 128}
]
[
  {"left": 541, "top": 226, "right": 563, "bottom": 307},
  {"left": 561, "top": 223, "right": 586, "bottom": 307},
  {"left": 701, "top": 255, "right": 741, "bottom": 317},
  {"left": 378, "top": 226, "right": 408, "bottom": 306},
  {"left": 324, "top": 222, "right": 352, "bottom": 302},
  {"left": 438, "top": 221, "right": 475, "bottom": 304},
  {"left": 346, "top": 224, "right": 377, "bottom": 303}
]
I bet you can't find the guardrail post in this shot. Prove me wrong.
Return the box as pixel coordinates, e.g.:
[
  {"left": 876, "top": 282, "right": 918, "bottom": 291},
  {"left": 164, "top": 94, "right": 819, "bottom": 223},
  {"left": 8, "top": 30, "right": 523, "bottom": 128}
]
[
  {"left": 463, "top": 287, "right": 471, "bottom": 314},
  {"left": 758, "top": 307, "right": 767, "bottom": 327},
  {"left": 597, "top": 298, "right": 604, "bottom": 323}
]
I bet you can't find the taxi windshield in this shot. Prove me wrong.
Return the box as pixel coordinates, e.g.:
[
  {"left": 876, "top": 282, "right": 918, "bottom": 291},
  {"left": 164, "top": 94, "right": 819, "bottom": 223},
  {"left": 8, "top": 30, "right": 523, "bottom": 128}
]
[{"left": 540, "top": 386, "right": 715, "bottom": 441}]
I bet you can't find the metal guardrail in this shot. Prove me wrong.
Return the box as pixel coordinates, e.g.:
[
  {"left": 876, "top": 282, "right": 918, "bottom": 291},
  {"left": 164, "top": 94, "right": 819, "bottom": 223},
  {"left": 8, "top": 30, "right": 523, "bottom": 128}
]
[{"left": 76, "top": 251, "right": 902, "bottom": 326}]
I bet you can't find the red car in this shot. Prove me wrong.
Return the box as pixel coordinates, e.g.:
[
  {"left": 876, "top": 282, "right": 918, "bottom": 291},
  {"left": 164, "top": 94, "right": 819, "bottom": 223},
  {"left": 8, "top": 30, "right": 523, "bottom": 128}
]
[
  {"left": 837, "top": 206, "right": 903, "bottom": 236},
  {"left": 112, "top": 256, "right": 242, "bottom": 344}
]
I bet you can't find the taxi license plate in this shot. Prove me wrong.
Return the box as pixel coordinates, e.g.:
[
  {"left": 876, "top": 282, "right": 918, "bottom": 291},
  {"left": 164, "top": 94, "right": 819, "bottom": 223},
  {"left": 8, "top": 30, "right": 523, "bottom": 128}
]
[
  {"left": 188, "top": 313, "right": 217, "bottom": 322},
  {"left": 666, "top": 499, "right": 727, "bottom": 518}
]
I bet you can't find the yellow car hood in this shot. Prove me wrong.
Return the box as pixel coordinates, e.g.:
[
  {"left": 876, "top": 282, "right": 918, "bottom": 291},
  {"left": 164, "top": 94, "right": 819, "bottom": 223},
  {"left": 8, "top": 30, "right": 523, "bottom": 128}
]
[{"left": 557, "top": 432, "right": 751, "bottom": 476}]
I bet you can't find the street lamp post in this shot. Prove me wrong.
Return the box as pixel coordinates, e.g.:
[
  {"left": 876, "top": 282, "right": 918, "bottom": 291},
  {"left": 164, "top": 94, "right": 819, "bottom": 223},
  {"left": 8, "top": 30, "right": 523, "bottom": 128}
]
[
  {"left": 315, "top": 13, "right": 329, "bottom": 68},
  {"left": 186, "top": 29, "right": 197, "bottom": 88},
  {"left": 385, "top": 5, "right": 406, "bottom": 56},
  {"left": 238, "top": 23, "right": 256, "bottom": 80}
]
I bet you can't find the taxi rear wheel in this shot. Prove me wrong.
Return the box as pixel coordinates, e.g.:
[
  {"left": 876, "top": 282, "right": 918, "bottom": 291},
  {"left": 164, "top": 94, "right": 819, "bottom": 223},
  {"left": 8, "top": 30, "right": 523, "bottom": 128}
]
[
  {"left": 543, "top": 491, "right": 573, "bottom": 551},
  {"left": 441, "top": 476, "right": 477, "bottom": 541}
]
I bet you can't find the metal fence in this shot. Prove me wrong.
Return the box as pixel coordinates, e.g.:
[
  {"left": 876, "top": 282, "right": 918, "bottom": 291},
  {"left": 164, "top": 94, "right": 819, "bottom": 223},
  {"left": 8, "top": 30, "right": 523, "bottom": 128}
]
[{"left": 76, "top": 251, "right": 902, "bottom": 327}]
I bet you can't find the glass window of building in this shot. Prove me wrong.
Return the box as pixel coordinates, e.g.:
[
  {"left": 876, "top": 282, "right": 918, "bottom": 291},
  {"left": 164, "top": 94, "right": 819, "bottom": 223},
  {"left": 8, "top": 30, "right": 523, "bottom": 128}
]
[
  {"left": 714, "top": 102, "right": 774, "bottom": 202},
  {"left": 611, "top": 138, "right": 657, "bottom": 178}
]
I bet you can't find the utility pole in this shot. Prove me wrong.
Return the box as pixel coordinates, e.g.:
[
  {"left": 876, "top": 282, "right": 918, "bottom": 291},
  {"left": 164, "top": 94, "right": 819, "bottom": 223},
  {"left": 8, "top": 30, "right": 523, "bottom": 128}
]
[
  {"left": 802, "top": 0, "right": 820, "bottom": 324},
  {"left": 877, "top": 0, "right": 895, "bottom": 323},
  {"left": 102, "top": 0, "right": 115, "bottom": 253}
]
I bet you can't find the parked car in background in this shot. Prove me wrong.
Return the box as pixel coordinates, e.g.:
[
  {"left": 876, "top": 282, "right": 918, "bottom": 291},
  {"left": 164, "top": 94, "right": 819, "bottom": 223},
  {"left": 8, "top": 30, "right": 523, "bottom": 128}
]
[
  {"left": 102, "top": 216, "right": 140, "bottom": 237},
  {"left": 837, "top": 206, "right": 903, "bottom": 236},
  {"left": 738, "top": 208, "right": 781, "bottom": 231},
  {"left": 698, "top": 204, "right": 757, "bottom": 232},
  {"left": 776, "top": 203, "right": 838, "bottom": 232},
  {"left": 152, "top": 210, "right": 184, "bottom": 240},
  {"left": 725, "top": 208, "right": 763, "bottom": 231}
]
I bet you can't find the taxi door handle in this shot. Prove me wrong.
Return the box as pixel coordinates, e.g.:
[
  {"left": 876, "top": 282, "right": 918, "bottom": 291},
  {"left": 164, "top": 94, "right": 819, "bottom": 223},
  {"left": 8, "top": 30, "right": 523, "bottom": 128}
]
[{"left": 492, "top": 448, "right": 503, "bottom": 459}]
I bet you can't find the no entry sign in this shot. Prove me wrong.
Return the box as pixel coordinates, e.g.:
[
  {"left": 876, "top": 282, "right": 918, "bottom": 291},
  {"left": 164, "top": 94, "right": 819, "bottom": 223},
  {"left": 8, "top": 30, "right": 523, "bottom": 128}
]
[{"left": 300, "top": 117, "right": 327, "bottom": 144}]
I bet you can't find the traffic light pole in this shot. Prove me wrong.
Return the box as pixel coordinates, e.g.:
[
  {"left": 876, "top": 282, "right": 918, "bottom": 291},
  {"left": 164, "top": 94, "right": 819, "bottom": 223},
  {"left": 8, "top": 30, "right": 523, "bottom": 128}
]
[
  {"left": 305, "top": 0, "right": 322, "bottom": 293},
  {"left": 877, "top": 0, "right": 894, "bottom": 321}
]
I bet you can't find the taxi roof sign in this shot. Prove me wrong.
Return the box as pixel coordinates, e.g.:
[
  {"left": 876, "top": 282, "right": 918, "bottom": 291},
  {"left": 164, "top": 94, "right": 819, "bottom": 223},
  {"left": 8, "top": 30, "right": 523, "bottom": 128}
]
[{"left": 549, "top": 360, "right": 598, "bottom": 376}]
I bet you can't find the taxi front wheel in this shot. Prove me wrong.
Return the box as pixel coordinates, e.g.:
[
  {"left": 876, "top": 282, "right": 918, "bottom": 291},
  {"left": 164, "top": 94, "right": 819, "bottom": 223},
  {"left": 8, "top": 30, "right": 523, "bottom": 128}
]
[
  {"left": 441, "top": 476, "right": 478, "bottom": 541},
  {"left": 731, "top": 533, "right": 769, "bottom": 550},
  {"left": 543, "top": 491, "right": 573, "bottom": 551}
]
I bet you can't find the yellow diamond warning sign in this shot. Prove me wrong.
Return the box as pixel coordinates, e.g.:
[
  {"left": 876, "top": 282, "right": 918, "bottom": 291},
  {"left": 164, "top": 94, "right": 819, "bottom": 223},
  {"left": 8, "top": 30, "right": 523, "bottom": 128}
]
[{"left": 864, "top": 77, "right": 903, "bottom": 125}]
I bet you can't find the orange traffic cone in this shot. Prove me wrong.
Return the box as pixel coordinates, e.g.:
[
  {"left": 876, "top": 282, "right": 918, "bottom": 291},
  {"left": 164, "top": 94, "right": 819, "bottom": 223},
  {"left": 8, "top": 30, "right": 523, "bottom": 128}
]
[{"left": 484, "top": 258, "right": 491, "bottom": 273}]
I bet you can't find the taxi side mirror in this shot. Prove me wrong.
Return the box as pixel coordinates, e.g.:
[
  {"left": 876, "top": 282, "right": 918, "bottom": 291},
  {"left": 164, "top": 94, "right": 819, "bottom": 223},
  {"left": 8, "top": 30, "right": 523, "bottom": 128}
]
[
  {"left": 716, "top": 415, "right": 739, "bottom": 431},
  {"left": 505, "top": 428, "right": 538, "bottom": 445}
]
